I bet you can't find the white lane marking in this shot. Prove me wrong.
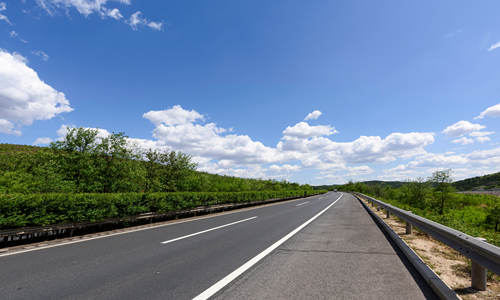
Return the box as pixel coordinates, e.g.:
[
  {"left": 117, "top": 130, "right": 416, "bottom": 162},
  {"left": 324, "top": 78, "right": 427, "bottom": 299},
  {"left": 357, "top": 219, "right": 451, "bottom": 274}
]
[
  {"left": 295, "top": 201, "right": 309, "bottom": 207},
  {"left": 193, "top": 193, "right": 344, "bottom": 300},
  {"left": 161, "top": 216, "right": 257, "bottom": 245}
]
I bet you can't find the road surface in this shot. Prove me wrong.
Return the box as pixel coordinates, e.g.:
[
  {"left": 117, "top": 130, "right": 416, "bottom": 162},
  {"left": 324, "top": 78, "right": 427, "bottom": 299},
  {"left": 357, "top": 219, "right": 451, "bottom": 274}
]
[{"left": 0, "top": 192, "right": 436, "bottom": 299}]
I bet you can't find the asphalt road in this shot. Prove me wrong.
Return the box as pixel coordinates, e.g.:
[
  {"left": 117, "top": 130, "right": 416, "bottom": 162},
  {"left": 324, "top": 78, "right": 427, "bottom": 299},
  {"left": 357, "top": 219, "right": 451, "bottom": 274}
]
[
  {"left": 0, "top": 192, "right": 436, "bottom": 299},
  {"left": 215, "top": 193, "right": 437, "bottom": 300}
]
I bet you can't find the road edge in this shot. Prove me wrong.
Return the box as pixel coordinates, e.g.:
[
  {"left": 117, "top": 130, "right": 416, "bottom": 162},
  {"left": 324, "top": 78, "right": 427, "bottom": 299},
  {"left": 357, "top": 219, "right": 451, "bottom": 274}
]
[{"left": 353, "top": 193, "right": 460, "bottom": 300}]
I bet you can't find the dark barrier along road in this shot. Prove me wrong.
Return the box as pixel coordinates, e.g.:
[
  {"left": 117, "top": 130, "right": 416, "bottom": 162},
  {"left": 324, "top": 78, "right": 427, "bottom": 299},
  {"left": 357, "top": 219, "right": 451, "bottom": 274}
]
[{"left": 0, "top": 192, "right": 437, "bottom": 299}]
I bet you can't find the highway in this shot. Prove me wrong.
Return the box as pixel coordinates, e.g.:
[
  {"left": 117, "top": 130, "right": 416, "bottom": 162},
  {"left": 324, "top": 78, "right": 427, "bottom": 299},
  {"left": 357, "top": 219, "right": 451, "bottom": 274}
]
[{"left": 0, "top": 192, "right": 436, "bottom": 299}]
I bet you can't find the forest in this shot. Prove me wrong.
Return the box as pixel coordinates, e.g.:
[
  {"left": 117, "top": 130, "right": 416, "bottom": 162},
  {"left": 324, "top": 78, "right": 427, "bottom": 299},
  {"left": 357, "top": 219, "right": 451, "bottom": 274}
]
[{"left": 0, "top": 128, "right": 311, "bottom": 194}]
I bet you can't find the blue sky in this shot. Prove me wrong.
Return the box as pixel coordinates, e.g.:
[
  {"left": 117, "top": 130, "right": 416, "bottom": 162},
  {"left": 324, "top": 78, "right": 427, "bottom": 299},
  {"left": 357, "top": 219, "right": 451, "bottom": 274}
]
[{"left": 1, "top": 0, "right": 500, "bottom": 184}]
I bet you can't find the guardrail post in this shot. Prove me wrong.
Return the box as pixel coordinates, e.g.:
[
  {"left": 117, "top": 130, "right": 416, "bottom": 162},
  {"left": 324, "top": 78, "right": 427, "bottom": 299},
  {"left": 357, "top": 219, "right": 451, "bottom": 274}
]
[
  {"left": 471, "top": 237, "right": 488, "bottom": 291},
  {"left": 386, "top": 209, "right": 390, "bottom": 218},
  {"left": 405, "top": 211, "right": 412, "bottom": 234},
  {"left": 376, "top": 204, "right": 380, "bottom": 211},
  {"left": 405, "top": 220, "right": 412, "bottom": 235}
]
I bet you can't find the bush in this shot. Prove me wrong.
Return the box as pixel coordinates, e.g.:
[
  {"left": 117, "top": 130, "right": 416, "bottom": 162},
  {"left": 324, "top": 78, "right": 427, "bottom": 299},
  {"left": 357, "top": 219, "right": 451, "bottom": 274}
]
[{"left": 0, "top": 190, "right": 327, "bottom": 229}]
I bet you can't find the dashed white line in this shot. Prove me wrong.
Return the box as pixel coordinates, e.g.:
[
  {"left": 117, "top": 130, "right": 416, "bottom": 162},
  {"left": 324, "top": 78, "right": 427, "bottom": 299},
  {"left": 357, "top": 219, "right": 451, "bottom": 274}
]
[
  {"left": 295, "top": 201, "right": 309, "bottom": 207},
  {"left": 193, "top": 193, "right": 343, "bottom": 300},
  {"left": 161, "top": 216, "right": 257, "bottom": 245}
]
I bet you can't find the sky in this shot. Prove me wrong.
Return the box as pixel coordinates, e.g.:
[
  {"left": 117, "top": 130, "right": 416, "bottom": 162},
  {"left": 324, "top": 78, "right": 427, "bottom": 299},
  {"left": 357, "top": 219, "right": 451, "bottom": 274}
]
[{"left": 1, "top": 0, "right": 500, "bottom": 185}]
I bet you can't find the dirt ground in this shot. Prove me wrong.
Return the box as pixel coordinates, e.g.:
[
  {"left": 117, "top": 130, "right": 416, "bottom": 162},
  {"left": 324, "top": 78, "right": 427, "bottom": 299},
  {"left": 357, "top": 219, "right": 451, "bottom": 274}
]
[{"left": 360, "top": 197, "right": 500, "bottom": 300}]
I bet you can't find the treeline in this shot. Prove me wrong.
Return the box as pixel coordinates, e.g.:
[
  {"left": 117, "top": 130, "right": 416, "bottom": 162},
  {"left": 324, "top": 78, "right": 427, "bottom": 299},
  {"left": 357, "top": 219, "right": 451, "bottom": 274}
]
[
  {"left": 335, "top": 170, "right": 500, "bottom": 245},
  {"left": 452, "top": 171, "right": 500, "bottom": 191},
  {"left": 0, "top": 128, "right": 311, "bottom": 194}
]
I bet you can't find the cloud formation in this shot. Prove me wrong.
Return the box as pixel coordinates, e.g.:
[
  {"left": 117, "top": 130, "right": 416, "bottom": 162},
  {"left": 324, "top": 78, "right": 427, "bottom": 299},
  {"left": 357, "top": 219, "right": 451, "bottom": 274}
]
[
  {"left": 475, "top": 103, "right": 500, "bottom": 119},
  {"left": 32, "top": 50, "right": 49, "bottom": 61},
  {"left": 33, "top": 137, "right": 53, "bottom": 145},
  {"left": 451, "top": 137, "right": 474, "bottom": 145},
  {"left": 34, "top": 0, "right": 162, "bottom": 31},
  {"left": 0, "top": 2, "right": 11, "bottom": 24},
  {"left": 128, "top": 11, "right": 163, "bottom": 31},
  {"left": 442, "top": 120, "right": 485, "bottom": 137},
  {"left": 41, "top": 105, "right": 500, "bottom": 184},
  {"left": 0, "top": 49, "right": 72, "bottom": 134},
  {"left": 282, "top": 122, "right": 337, "bottom": 139},
  {"left": 304, "top": 110, "right": 322, "bottom": 121},
  {"left": 488, "top": 41, "right": 500, "bottom": 52}
]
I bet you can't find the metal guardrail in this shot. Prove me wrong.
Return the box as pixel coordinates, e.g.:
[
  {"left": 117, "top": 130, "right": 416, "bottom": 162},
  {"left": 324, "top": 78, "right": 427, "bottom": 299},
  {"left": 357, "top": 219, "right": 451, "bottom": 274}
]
[{"left": 353, "top": 192, "right": 500, "bottom": 291}]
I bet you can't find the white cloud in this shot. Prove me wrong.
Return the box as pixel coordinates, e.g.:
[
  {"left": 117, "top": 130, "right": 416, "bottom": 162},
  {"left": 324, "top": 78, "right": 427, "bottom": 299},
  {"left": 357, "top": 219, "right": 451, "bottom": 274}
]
[
  {"left": 278, "top": 131, "right": 434, "bottom": 166},
  {"left": 442, "top": 120, "right": 485, "bottom": 137},
  {"left": 269, "top": 164, "right": 301, "bottom": 172},
  {"left": 147, "top": 21, "right": 163, "bottom": 31},
  {"left": 476, "top": 136, "right": 491, "bottom": 143},
  {"left": 488, "top": 41, "right": 500, "bottom": 51},
  {"left": 304, "top": 110, "right": 322, "bottom": 121},
  {"left": 143, "top": 105, "right": 203, "bottom": 126},
  {"left": 0, "top": 2, "right": 11, "bottom": 25},
  {"left": 104, "top": 8, "right": 122, "bottom": 20},
  {"left": 127, "top": 11, "right": 163, "bottom": 31},
  {"left": 0, "top": 119, "right": 20, "bottom": 135},
  {"left": 36, "top": 0, "right": 129, "bottom": 17},
  {"left": 282, "top": 122, "right": 337, "bottom": 138},
  {"left": 9, "top": 30, "right": 17, "bottom": 38},
  {"left": 32, "top": 50, "right": 49, "bottom": 61},
  {"left": 35, "top": 0, "right": 161, "bottom": 31},
  {"left": 469, "top": 131, "right": 494, "bottom": 137},
  {"left": 475, "top": 103, "right": 500, "bottom": 119},
  {"left": 468, "top": 131, "right": 494, "bottom": 143},
  {"left": 33, "top": 137, "right": 53, "bottom": 145},
  {"left": 451, "top": 137, "right": 474, "bottom": 145},
  {"left": 381, "top": 145, "right": 500, "bottom": 182},
  {"left": 127, "top": 11, "right": 143, "bottom": 30},
  {"left": 144, "top": 106, "right": 287, "bottom": 166},
  {"left": 467, "top": 147, "right": 500, "bottom": 160},
  {"left": 0, "top": 49, "right": 72, "bottom": 134}
]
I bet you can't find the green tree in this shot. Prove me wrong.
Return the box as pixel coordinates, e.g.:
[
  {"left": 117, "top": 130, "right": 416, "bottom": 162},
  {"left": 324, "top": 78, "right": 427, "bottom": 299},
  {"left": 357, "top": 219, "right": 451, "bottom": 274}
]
[
  {"left": 96, "top": 132, "right": 140, "bottom": 193},
  {"left": 429, "top": 169, "right": 453, "bottom": 215},
  {"left": 407, "top": 177, "right": 429, "bottom": 208}
]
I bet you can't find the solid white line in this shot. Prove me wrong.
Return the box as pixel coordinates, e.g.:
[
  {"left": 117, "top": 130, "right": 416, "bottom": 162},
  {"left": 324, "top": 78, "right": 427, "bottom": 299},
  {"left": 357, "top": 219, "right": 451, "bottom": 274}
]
[
  {"left": 161, "top": 216, "right": 257, "bottom": 245},
  {"left": 295, "top": 201, "right": 309, "bottom": 207},
  {"left": 193, "top": 193, "right": 343, "bottom": 300}
]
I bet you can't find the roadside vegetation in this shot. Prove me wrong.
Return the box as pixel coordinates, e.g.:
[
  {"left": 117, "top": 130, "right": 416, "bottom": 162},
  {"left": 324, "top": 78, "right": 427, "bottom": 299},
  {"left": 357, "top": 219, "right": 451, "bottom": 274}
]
[
  {"left": 0, "top": 128, "right": 324, "bottom": 229},
  {"left": 336, "top": 170, "right": 500, "bottom": 246}
]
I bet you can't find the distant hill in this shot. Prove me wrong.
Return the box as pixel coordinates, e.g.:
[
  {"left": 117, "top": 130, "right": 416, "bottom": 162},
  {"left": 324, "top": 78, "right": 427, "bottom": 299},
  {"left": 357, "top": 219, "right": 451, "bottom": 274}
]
[
  {"left": 313, "top": 180, "right": 406, "bottom": 190},
  {"left": 316, "top": 172, "right": 500, "bottom": 192},
  {"left": 452, "top": 172, "right": 500, "bottom": 191},
  {"left": 360, "top": 180, "right": 406, "bottom": 189}
]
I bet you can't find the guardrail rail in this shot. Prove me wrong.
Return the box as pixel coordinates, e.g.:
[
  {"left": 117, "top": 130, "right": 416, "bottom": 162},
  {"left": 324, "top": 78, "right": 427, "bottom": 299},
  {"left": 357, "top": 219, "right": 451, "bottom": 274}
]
[{"left": 353, "top": 192, "right": 500, "bottom": 291}]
